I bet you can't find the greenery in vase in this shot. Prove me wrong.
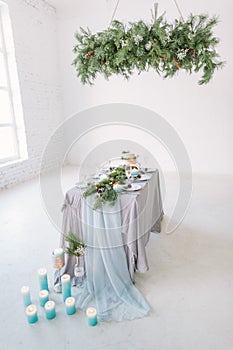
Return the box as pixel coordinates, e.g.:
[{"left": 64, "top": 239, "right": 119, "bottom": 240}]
[
  {"left": 83, "top": 166, "right": 127, "bottom": 210},
  {"left": 64, "top": 232, "right": 86, "bottom": 257},
  {"left": 72, "top": 12, "right": 224, "bottom": 85}
]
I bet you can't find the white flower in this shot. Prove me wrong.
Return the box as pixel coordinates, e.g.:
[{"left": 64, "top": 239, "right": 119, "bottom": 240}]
[
  {"left": 120, "top": 39, "right": 127, "bottom": 47},
  {"left": 75, "top": 246, "right": 85, "bottom": 256},
  {"left": 133, "top": 34, "right": 143, "bottom": 45},
  {"left": 188, "top": 33, "right": 193, "bottom": 40},
  {"left": 177, "top": 48, "right": 188, "bottom": 60},
  {"left": 145, "top": 41, "right": 152, "bottom": 51}
]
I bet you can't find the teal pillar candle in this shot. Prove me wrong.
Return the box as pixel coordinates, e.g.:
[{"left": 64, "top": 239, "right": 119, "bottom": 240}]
[
  {"left": 61, "top": 274, "right": 71, "bottom": 302},
  {"left": 44, "top": 300, "right": 56, "bottom": 320},
  {"left": 39, "top": 290, "right": 49, "bottom": 307},
  {"left": 86, "top": 307, "right": 97, "bottom": 326},
  {"left": 21, "top": 286, "right": 31, "bottom": 307},
  {"left": 38, "top": 268, "right": 49, "bottom": 291},
  {"left": 26, "top": 304, "right": 38, "bottom": 324},
  {"left": 65, "top": 297, "right": 76, "bottom": 315}
]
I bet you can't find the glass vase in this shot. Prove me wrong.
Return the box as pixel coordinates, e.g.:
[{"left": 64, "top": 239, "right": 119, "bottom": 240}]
[{"left": 74, "top": 256, "right": 84, "bottom": 286}]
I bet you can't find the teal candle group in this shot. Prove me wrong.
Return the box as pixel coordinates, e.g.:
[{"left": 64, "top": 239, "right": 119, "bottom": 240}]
[
  {"left": 21, "top": 286, "right": 31, "bottom": 307},
  {"left": 39, "top": 290, "right": 49, "bottom": 307},
  {"left": 86, "top": 307, "right": 97, "bottom": 326},
  {"left": 38, "top": 268, "right": 49, "bottom": 291},
  {"left": 61, "top": 274, "right": 71, "bottom": 302},
  {"left": 65, "top": 297, "right": 76, "bottom": 315},
  {"left": 26, "top": 304, "right": 38, "bottom": 324},
  {"left": 45, "top": 301, "right": 56, "bottom": 320}
]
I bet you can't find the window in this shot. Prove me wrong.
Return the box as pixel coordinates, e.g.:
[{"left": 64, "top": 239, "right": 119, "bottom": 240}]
[{"left": 0, "top": 1, "right": 27, "bottom": 165}]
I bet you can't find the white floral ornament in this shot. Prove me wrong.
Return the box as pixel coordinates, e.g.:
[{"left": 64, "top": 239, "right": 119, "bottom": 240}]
[
  {"left": 177, "top": 48, "right": 189, "bottom": 60},
  {"left": 133, "top": 34, "right": 143, "bottom": 45},
  {"left": 120, "top": 39, "right": 127, "bottom": 47},
  {"left": 145, "top": 41, "right": 152, "bottom": 51}
]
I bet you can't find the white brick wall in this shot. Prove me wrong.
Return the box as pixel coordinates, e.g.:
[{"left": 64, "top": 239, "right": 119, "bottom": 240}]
[{"left": 0, "top": 0, "right": 64, "bottom": 189}]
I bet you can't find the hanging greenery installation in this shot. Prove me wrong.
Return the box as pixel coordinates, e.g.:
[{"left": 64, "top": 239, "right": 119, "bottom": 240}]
[{"left": 72, "top": 8, "right": 224, "bottom": 85}]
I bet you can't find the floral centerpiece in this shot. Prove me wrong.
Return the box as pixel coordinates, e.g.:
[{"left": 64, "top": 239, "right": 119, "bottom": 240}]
[
  {"left": 64, "top": 232, "right": 86, "bottom": 281},
  {"left": 83, "top": 166, "right": 127, "bottom": 209},
  {"left": 64, "top": 232, "right": 86, "bottom": 257}
]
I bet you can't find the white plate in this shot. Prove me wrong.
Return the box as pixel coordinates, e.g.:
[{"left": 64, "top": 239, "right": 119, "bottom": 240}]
[
  {"left": 125, "top": 184, "right": 142, "bottom": 192},
  {"left": 145, "top": 168, "right": 157, "bottom": 173},
  {"left": 75, "top": 182, "right": 88, "bottom": 189},
  {"left": 134, "top": 174, "right": 150, "bottom": 182}
]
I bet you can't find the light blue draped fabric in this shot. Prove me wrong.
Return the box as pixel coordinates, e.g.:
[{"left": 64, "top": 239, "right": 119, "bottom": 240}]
[{"left": 74, "top": 194, "right": 150, "bottom": 322}]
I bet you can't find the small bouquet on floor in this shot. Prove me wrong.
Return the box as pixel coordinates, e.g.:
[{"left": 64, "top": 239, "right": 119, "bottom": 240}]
[{"left": 64, "top": 232, "right": 86, "bottom": 257}]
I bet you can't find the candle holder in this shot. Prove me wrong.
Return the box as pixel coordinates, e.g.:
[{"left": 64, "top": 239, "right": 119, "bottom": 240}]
[{"left": 52, "top": 248, "right": 65, "bottom": 293}]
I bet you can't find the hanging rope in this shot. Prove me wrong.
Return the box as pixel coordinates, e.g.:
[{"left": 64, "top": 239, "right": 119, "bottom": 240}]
[
  {"left": 109, "top": 1, "right": 184, "bottom": 27},
  {"left": 173, "top": 0, "right": 185, "bottom": 21},
  {"left": 108, "top": 0, "right": 121, "bottom": 28}
]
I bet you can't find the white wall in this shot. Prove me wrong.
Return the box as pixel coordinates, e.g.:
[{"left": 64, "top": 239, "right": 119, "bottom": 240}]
[
  {"left": 0, "top": 0, "right": 64, "bottom": 189},
  {"left": 57, "top": 0, "right": 233, "bottom": 175}
]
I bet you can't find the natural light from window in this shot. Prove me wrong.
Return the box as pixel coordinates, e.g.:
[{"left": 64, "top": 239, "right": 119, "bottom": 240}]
[{"left": 0, "top": 1, "right": 27, "bottom": 165}]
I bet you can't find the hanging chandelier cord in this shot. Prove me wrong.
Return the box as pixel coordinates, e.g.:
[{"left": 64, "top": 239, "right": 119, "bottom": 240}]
[
  {"left": 108, "top": 0, "right": 184, "bottom": 28},
  {"left": 108, "top": 0, "right": 121, "bottom": 28},
  {"left": 173, "top": 0, "right": 185, "bottom": 21}
]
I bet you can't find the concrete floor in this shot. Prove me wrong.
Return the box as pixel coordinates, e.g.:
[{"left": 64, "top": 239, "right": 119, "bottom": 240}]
[{"left": 0, "top": 167, "right": 233, "bottom": 350}]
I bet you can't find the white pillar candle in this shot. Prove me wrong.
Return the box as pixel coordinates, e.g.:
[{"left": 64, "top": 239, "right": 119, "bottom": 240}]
[
  {"left": 26, "top": 304, "right": 38, "bottom": 324},
  {"left": 53, "top": 248, "right": 64, "bottom": 256},
  {"left": 21, "top": 286, "right": 31, "bottom": 307},
  {"left": 61, "top": 274, "right": 71, "bottom": 301},
  {"left": 65, "top": 297, "right": 76, "bottom": 315},
  {"left": 38, "top": 268, "right": 49, "bottom": 291},
  {"left": 44, "top": 300, "right": 56, "bottom": 320},
  {"left": 86, "top": 307, "right": 97, "bottom": 326},
  {"left": 52, "top": 248, "right": 64, "bottom": 269},
  {"left": 39, "top": 290, "right": 49, "bottom": 307}
]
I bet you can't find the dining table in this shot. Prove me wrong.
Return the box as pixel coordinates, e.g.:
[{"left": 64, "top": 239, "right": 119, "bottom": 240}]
[{"left": 54, "top": 168, "right": 163, "bottom": 321}]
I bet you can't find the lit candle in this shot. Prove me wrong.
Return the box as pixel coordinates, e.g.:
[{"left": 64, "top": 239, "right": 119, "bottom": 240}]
[
  {"left": 44, "top": 300, "right": 56, "bottom": 320},
  {"left": 53, "top": 248, "right": 64, "bottom": 256},
  {"left": 61, "top": 274, "right": 71, "bottom": 302},
  {"left": 21, "top": 286, "right": 31, "bottom": 307},
  {"left": 39, "top": 290, "right": 49, "bottom": 307},
  {"left": 65, "top": 297, "right": 76, "bottom": 315},
  {"left": 26, "top": 304, "right": 38, "bottom": 324},
  {"left": 86, "top": 307, "right": 97, "bottom": 326},
  {"left": 38, "top": 268, "right": 49, "bottom": 291},
  {"left": 52, "top": 248, "right": 64, "bottom": 269}
]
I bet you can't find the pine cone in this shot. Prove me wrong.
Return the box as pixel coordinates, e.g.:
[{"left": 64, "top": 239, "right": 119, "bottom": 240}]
[
  {"left": 172, "top": 57, "right": 181, "bottom": 69},
  {"left": 85, "top": 50, "right": 95, "bottom": 59}
]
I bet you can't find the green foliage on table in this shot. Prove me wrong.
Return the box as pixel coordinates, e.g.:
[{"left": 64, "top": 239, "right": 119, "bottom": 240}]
[
  {"left": 72, "top": 13, "right": 224, "bottom": 85},
  {"left": 64, "top": 232, "right": 86, "bottom": 257},
  {"left": 83, "top": 167, "right": 127, "bottom": 210}
]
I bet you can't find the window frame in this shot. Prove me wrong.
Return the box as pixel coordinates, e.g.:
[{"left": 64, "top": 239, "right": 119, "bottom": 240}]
[{"left": 0, "top": 3, "right": 20, "bottom": 164}]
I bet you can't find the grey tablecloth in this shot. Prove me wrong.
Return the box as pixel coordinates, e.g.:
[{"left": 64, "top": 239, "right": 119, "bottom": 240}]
[{"left": 56, "top": 170, "right": 163, "bottom": 284}]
